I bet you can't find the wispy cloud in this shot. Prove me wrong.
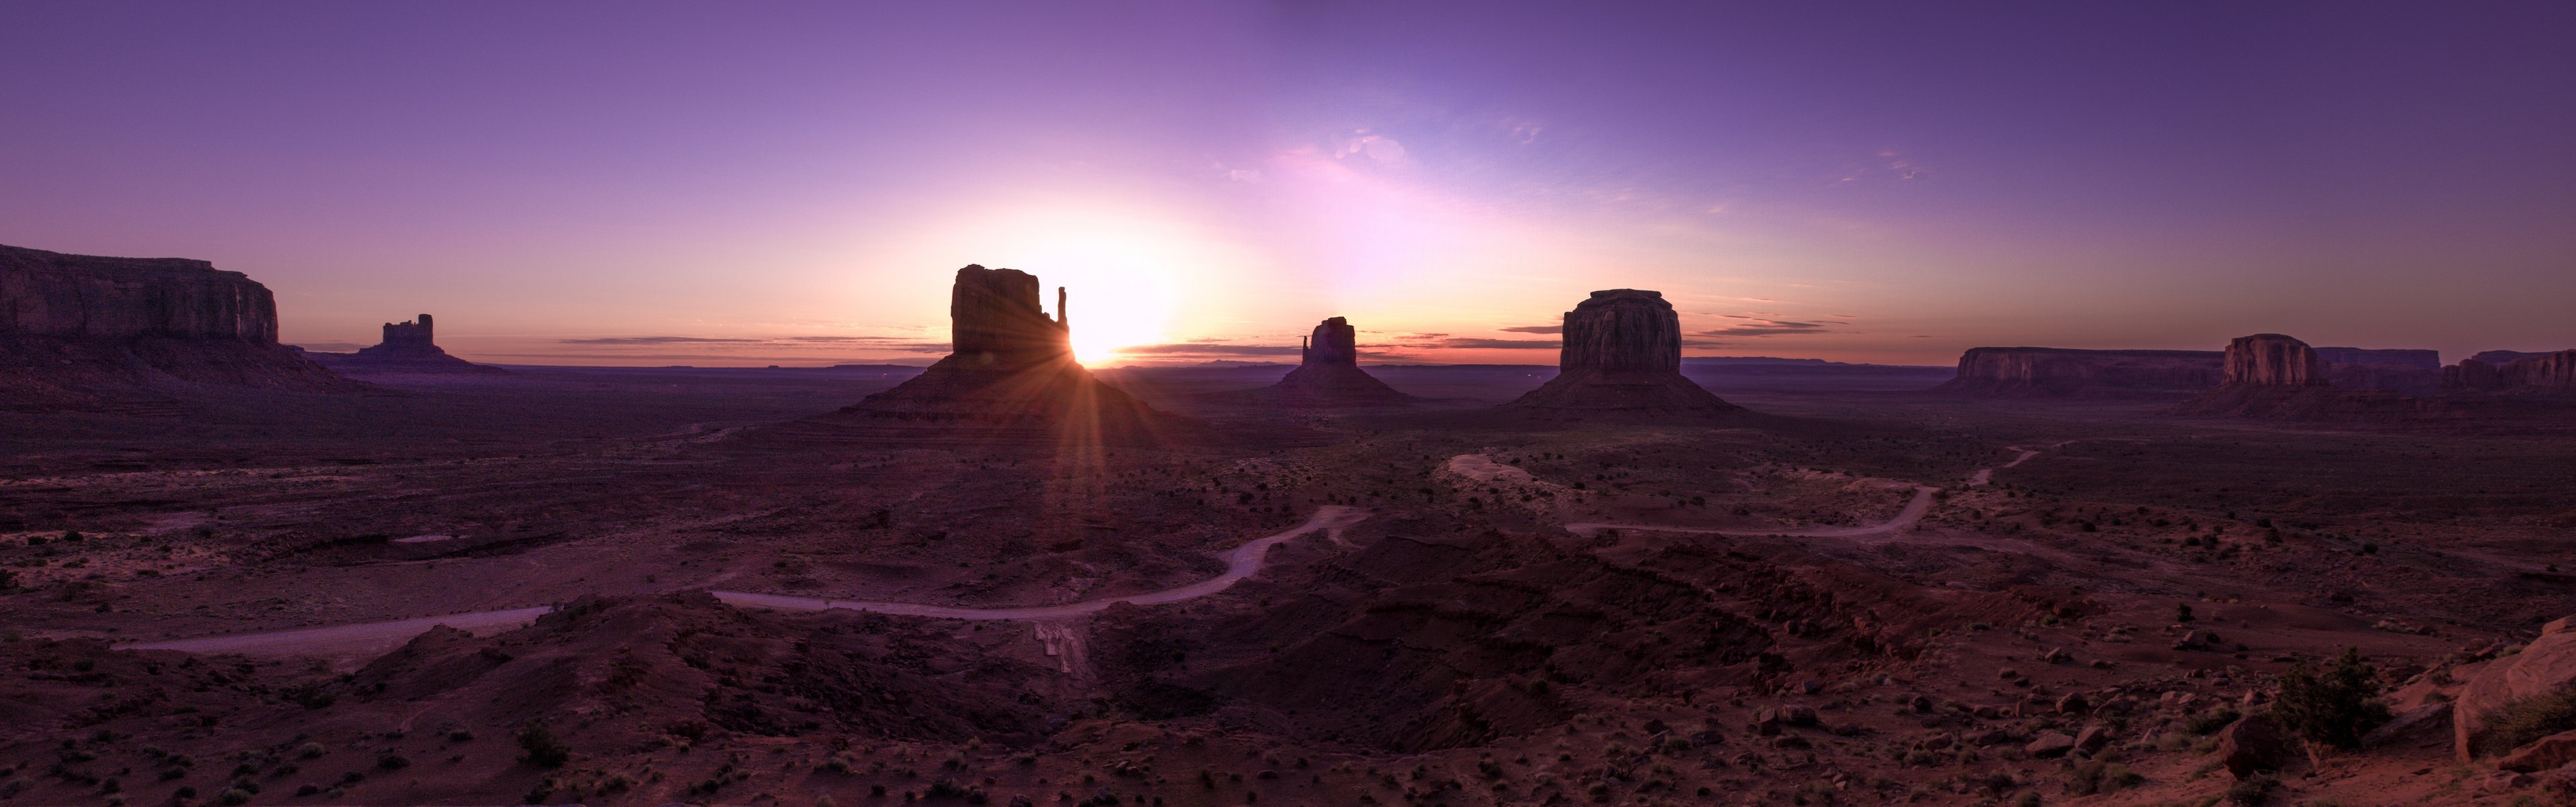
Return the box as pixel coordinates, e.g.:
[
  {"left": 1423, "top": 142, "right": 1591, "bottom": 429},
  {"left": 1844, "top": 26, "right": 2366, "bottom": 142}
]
[
  {"left": 1693, "top": 319, "right": 1836, "bottom": 337},
  {"left": 1436, "top": 338, "right": 1558, "bottom": 350},
  {"left": 1497, "top": 325, "right": 1562, "bottom": 334},
  {"left": 1115, "top": 342, "right": 1303, "bottom": 357},
  {"left": 557, "top": 335, "right": 951, "bottom": 352}
]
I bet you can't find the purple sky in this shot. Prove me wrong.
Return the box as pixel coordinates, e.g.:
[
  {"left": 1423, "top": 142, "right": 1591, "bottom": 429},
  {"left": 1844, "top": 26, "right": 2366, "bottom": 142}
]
[{"left": 4, "top": 2, "right": 2571, "bottom": 366}]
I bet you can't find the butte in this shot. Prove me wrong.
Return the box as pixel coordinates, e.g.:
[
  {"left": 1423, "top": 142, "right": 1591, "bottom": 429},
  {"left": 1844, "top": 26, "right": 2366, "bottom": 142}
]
[{"left": 1500, "top": 289, "right": 1744, "bottom": 418}]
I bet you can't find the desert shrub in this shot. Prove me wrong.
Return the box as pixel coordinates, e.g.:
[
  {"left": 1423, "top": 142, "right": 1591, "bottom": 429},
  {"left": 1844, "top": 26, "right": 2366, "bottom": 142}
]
[
  {"left": 2225, "top": 772, "right": 2275, "bottom": 805},
  {"left": 375, "top": 753, "right": 409, "bottom": 771},
  {"left": 219, "top": 789, "right": 252, "bottom": 806},
  {"left": 518, "top": 722, "right": 571, "bottom": 768},
  {"left": 297, "top": 742, "right": 326, "bottom": 759},
  {"left": 2065, "top": 760, "right": 2140, "bottom": 796},
  {"left": 2274, "top": 648, "right": 2391, "bottom": 750},
  {"left": 2186, "top": 707, "right": 2242, "bottom": 736},
  {"left": 2473, "top": 688, "right": 2576, "bottom": 757}
]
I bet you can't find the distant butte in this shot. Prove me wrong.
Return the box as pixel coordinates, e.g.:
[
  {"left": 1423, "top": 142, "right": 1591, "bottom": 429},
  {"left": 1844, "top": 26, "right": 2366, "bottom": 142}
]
[
  {"left": 1503, "top": 289, "right": 1742, "bottom": 416},
  {"left": 307, "top": 313, "right": 507, "bottom": 375},
  {"left": 0, "top": 243, "right": 362, "bottom": 408},
  {"left": 807, "top": 264, "right": 1181, "bottom": 444},
  {"left": 1937, "top": 346, "right": 2223, "bottom": 397},
  {"left": 1253, "top": 317, "right": 1413, "bottom": 406},
  {"left": 2175, "top": 333, "right": 2445, "bottom": 422}
]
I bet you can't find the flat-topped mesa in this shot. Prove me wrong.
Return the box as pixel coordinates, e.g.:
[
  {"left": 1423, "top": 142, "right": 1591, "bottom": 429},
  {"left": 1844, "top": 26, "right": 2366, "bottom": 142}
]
[
  {"left": 841, "top": 264, "right": 1163, "bottom": 430},
  {"left": 1264, "top": 316, "right": 1410, "bottom": 405},
  {"left": 1935, "top": 347, "right": 2223, "bottom": 396},
  {"left": 2223, "top": 334, "right": 2331, "bottom": 387},
  {"left": 2446, "top": 350, "right": 2576, "bottom": 392},
  {"left": 379, "top": 315, "right": 435, "bottom": 352},
  {"left": 1504, "top": 289, "right": 1741, "bottom": 414},
  {"left": 2313, "top": 347, "right": 2440, "bottom": 371},
  {"left": 1, "top": 243, "right": 362, "bottom": 403}
]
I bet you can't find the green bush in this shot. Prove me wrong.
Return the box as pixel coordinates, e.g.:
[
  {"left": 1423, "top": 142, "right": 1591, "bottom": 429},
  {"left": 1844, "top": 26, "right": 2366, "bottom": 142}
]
[
  {"left": 2274, "top": 648, "right": 2391, "bottom": 750},
  {"left": 2066, "top": 760, "right": 2141, "bottom": 796},
  {"left": 518, "top": 722, "right": 571, "bottom": 768},
  {"left": 2225, "top": 773, "right": 2275, "bottom": 806}
]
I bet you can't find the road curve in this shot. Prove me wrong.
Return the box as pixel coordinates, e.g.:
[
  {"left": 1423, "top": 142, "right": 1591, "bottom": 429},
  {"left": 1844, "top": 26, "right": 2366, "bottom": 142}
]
[
  {"left": 1567, "top": 443, "right": 2058, "bottom": 539},
  {"left": 715, "top": 505, "right": 1367, "bottom": 619},
  {"left": 112, "top": 507, "right": 1368, "bottom": 656}
]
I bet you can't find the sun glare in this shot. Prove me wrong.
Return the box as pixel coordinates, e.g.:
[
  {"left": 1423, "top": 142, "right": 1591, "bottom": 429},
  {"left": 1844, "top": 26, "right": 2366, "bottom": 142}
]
[{"left": 940, "top": 208, "right": 1202, "bottom": 365}]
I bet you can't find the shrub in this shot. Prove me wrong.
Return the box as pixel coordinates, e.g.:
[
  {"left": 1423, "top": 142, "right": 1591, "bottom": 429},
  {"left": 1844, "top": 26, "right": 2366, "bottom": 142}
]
[
  {"left": 518, "top": 722, "right": 571, "bottom": 768},
  {"left": 2224, "top": 772, "right": 2275, "bottom": 805},
  {"left": 2274, "top": 648, "right": 2392, "bottom": 750},
  {"left": 2066, "top": 760, "right": 2140, "bottom": 796}
]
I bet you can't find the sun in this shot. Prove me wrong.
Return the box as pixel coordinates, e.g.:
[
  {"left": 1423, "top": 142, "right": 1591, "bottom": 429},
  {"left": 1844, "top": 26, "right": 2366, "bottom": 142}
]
[{"left": 951, "top": 210, "right": 1199, "bottom": 365}]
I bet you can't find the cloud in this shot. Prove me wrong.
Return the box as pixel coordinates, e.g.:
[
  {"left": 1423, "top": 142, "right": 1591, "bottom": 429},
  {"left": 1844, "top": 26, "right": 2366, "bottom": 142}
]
[
  {"left": 1115, "top": 342, "right": 1303, "bottom": 357},
  {"left": 290, "top": 342, "right": 365, "bottom": 352},
  {"left": 1438, "top": 338, "right": 1559, "bottom": 350},
  {"left": 561, "top": 336, "right": 762, "bottom": 344},
  {"left": 557, "top": 335, "right": 950, "bottom": 352},
  {"left": 1692, "top": 319, "right": 1835, "bottom": 338},
  {"left": 1497, "top": 325, "right": 1562, "bottom": 334}
]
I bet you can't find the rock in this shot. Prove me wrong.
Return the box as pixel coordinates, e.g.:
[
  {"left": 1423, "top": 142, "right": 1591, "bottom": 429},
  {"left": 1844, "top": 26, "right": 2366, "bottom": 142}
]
[
  {"left": 2175, "top": 629, "right": 2224, "bottom": 650},
  {"left": 2073, "top": 725, "right": 2109, "bottom": 755},
  {"left": 828, "top": 265, "right": 1176, "bottom": 442},
  {"left": 2041, "top": 647, "right": 2070, "bottom": 664},
  {"left": 2025, "top": 732, "right": 2076, "bottom": 759},
  {"left": 2216, "top": 713, "right": 2297, "bottom": 779},
  {"left": 2458, "top": 625, "right": 2576, "bottom": 760},
  {"left": 2055, "top": 693, "right": 2089, "bottom": 715},
  {"left": 1937, "top": 346, "right": 2223, "bottom": 396},
  {"left": 2498, "top": 730, "right": 2576, "bottom": 773},
  {"left": 1501, "top": 289, "right": 1742, "bottom": 414},
  {"left": 2362, "top": 702, "right": 2452, "bottom": 751},
  {"left": 1257, "top": 317, "right": 1412, "bottom": 406},
  {"left": 1, "top": 243, "right": 364, "bottom": 406},
  {"left": 305, "top": 313, "right": 506, "bottom": 375}
]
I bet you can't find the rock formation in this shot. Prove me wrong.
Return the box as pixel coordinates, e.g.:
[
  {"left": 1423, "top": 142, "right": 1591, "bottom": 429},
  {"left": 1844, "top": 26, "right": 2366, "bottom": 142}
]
[
  {"left": 1, "top": 243, "right": 361, "bottom": 407},
  {"left": 819, "top": 265, "right": 1174, "bottom": 442},
  {"left": 2446, "top": 350, "right": 2576, "bottom": 393},
  {"left": 2222, "top": 334, "right": 2332, "bottom": 387},
  {"left": 2314, "top": 347, "right": 2444, "bottom": 392},
  {"left": 1502, "top": 289, "right": 1740, "bottom": 414},
  {"left": 2176, "top": 334, "right": 2446, "bottom": 422},
  {"left": 2312, "top": 347, "right": 2440, "bottom": 370},
  {"left": 307, "top": 313, "right": 506, "bottom": 375},
  {"left": 2472, "top": 350, "right": 2553, "bottom": 365},
  {"left": 1255, "top": 317, "right": 1411, "bottom": 406},
  {"left": 1936, "top": 348, "right": 2223, "bottom": 396}
]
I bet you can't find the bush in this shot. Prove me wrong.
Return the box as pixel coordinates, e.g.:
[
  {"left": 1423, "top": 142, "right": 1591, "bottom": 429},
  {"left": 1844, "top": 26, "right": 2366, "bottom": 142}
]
[
  {"left": 2224, "top": 772, "right": 2275, "bottom": 805},
  {"left": 518, "top": 722, "right": 571, "bottom": 768},
  {"left": 2065, "top": 760, "right": 2140, "bottom": 796},
  {"left": 2274, "top": 648, "right": 2391, "bottom": 750},
  {"left": 2473, "top": 687, "right": 2576, "bottom": 757}
]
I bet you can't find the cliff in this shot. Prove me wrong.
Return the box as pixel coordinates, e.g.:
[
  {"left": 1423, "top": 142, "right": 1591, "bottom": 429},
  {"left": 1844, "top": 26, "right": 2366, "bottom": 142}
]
[
  {"left": 1936, "top": 347, "right": 2222, "bottom": 396},
  {"left": 308, "top": 313, "right": 507, "bottom": 375},
  {"left": 2313, "top": 347, "right": 2440, "bottom": 370},
  {"left": 820, "top": 265, "right": 1179, "bottom": 444},
  {"left": 2446, "top": 350, "right": 2576, "bottom": 392},
  {"left": 1259, "top": 317, "right": 1411, "bottom": 406},
  {"left": 1502, "top": 289, "right": 1740, "bottom": 414},
  {"left": 2177, "top": 334, "right": 2446, "bottom": 422},
  {"left": 2222, "top": 334, "right": 2331, "bottom": 387},
  {"left": 1, "top": 243, "right": 362, "bottom": 407}
]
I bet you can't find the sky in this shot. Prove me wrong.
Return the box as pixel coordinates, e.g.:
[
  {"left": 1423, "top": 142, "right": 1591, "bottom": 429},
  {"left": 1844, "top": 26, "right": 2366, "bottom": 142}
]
[{"left": 3, "top": 2, "right": 2572, "bottom": 367}]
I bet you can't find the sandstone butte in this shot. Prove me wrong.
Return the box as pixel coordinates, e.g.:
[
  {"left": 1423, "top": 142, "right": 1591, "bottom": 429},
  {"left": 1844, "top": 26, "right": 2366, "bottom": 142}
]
[
  {"left": 836, "top": 264, "right": 1167, "bottom": 434},
  {"left": 0, "top": 243, "right": 361, "bottom": 405},
  {"left": 308, "top": 313, "right": 507, "bottom": 375},
  {"left": 1502, "top": 289, "right": 1740, "bottom": 414},
  {"left": 1260, "top": 316, "right": 1411, "bottom": 406}
]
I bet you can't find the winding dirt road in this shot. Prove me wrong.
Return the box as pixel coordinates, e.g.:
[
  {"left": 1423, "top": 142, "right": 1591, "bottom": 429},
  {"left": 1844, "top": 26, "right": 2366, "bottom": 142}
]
[
  {"left": 113, "top": 507, "right": 1367, "bottom": 656},
  {"left": 114, "top": 443, "right": 2062, "bottom": 658}
]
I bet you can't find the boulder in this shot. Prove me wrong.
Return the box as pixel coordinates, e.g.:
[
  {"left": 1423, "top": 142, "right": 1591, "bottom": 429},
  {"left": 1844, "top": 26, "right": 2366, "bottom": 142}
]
[
  {"left": 2073, "top": 725, "right": 2110, "bottom": 755},
  {"left": 2361, "top": 702, "right": 2453, "bottom": 751},
  {"left": 1502, "top": 289, "right": 1741, "bottom": 414},
  {"left": 2025, "top": 732, "right": 2076, "bottom": 758},
  {"left": 2458, "top": 626, "right": 2576, "bottom": 761},
  {"left": 2215, "top": 713, "right": 2297, "bottom": 779}
]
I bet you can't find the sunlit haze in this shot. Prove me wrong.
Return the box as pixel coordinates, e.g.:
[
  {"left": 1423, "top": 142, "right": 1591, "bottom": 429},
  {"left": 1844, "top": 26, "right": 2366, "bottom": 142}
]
[{"left": 3, "top": 3, "right": 2571, "bottom": 367}]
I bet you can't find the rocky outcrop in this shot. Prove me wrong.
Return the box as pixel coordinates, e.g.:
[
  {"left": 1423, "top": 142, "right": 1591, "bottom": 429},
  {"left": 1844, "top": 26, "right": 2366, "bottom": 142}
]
[
  {"left": 820, "top": 265, "right": 1175, "bottom": 443},
  {"left": 2458, "top": 623, "right": 2576, "bottom": 760},
  {"left": 2446, "top": 350, "right": 2576, "bottom": 393},
  {"left": 1, "top": 243, "right": 361, "bottom": 408},
  {"left": 1503, "top": 289, "right": 1740, "bottom": 414},
  {"left": 2223, "top": 334, "right": 2331, "bottom": 387},
  {"left": 1257, "top": 317, "right": 1411, "bottom": 406},
  {"left": 2473, "top": 350, "right": 2554, "bottom": 365},
  {"left": 2316, "top": 347, "right": 2443, "bottom": 392},
  {"left": 307, "top": 313, "right": 506, "bottom": 375},
  {"left": 1935, "top": 348, "right": 2222, "bottom": 396}
]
